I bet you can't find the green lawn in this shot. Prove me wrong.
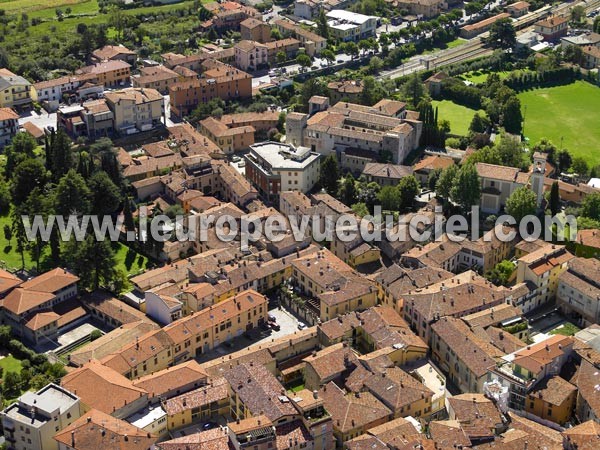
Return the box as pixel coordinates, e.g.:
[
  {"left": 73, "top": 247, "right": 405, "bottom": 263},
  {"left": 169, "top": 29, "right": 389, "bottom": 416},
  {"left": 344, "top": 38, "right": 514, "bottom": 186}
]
[
  {"left": 518, "top": 81, "right": 600, "bottom": 166},
  {"left": 459, "top": 69, "right": 531, "bottom": 85},
  {"left": 112, "top": 241, "right": 149, "bottom": 277},
  {"left": 422, "top": 38, "right": 466, "bottom": 55},
  {"left": 0, "top": 355, "right": 23, "bottom": 377},
  {"left": 432, "top": 100, "right": 484, "bottom": 136}
]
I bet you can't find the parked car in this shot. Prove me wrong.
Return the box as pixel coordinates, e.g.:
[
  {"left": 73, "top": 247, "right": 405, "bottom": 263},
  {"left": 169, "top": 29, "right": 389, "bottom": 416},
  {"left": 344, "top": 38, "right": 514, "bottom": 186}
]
[
  {"left": 297, "top": 322, "right": 307, "bottom": 330},
  {"left": 238, "top": 161, "right": 246, "bottom": 168},
  {"left": 268, "top": 70, "right": 276, "bottom": 76},
  {"left": 268, "top": 314, "right": 277, "bottom": 322},
  {"left": 202, "top": 422, "right": 218, "bottom": 430},
  {"left": 232, "top": 155, "right": 241, "bottom": 163},
  {"left": 270, "top": 322, "right": 281, "bottom": 331}
]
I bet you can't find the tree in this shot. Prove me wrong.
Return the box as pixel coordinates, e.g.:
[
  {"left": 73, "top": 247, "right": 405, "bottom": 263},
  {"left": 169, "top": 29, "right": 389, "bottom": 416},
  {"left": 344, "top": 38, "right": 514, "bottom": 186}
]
[
  {"left": 469, "top": 113, "right": 490, "bottom": 134},
  {"left": 25, "top": 188, "right": 50, "bottom": 271},
  {"left": 123, "top": 196, "right": 136, "bottom": 232},
  {"left": 549, "top": 181, "right": 560, "bottom": 216},
  {"left": 557, "top": 149, "right": 573, "bottom": 173},
  {"left": 450, "top": 164, "right": 481, "bottom": 214},
  {"left": 5, "top": 132, "right": 37, "bottom": 174},
  {"left": 0, "top": 46, "right": 9, "bottom": 70},
  {"left": 505, "top": 186, "right": 537, "bottom": 222},
  {"left": 300, "top": 79, "right": 327, "bottom": 112},
  {"left": 485, "top": 260, "right": 515, "bottom": 286},
  {"left": 488, "top": 18, "right": 516, "bottom": 49},
  {"left": 571, "top": 5, "right": 586, "bottom": 23},
  {"left": 3, "top": 224, "right": 12, "bottom": 246},
  {"left": 276, "top": 51, "right": 286, "bottom": 65},
  {"left": 47, "top": 129, "right": 74, "bottom": 182},
  {"left": 398, "top": 175, "right": 420, "bottom": 210},
  {"left": 572, "top": 157, "right": 589, "bottom": 180},
  {"left": 346, "top": 41, "right": 359, "bottom": 58},
  {"left": 581, "top": 192, "right": 600, "bottom": 221},
  {"left": 401, "top": 73, "right": 425, "bottom": 109},
  {"left": 428, "top": 168, "right": 443, "bottom": 191},
  {"left": 3, "top": 371, "right": 21, "bottom": 397},
  {"left": 321, "top": 49, "right": 335, "bottom": 65},
  {"left": 594, "top": 16, "right": 600, "bottom": 33},
  {"left": 12, "top": 158, "right": 48, "bottom": 206},
  {"left": 338, "top": 175, "right": 357, "bottom": 206},
  {"left": 502, "top": 96, "right": 523, "bottom": 135},
  {"left": 271, "top": 28, "right": 282, "bottom": 40},
  {"left": 108, "top": 6, "right": 124, "bottom": 40},
  {"left": 317, "top": 8, "right": 329, "bottom": 38},
  {"left": 0, "top": 178, "right": 10, "bottom": 213},
  {"left": 88, "top": 171, "right": 121, "bottom": 216},
  {"left": 532, "top": 138, "right": 558, "bottom": 165},
  {"left": 55, "top": 169, "right": 92, "bottom": 217},
  {"left": 65, "top": 234, "right": 117, "bottom": 290},
  {"left": 12, "top": 206, "right": 27, "bottom": 269},
  {"left": 296, "top": 53, "right": 312, "bottom": 71},
  {"left": 378, "top": 186, "right": 401, "bottom": 211},
  {"left": 351, "top": 202, "right": 369, "bottom": 217},
  {"left": 359, "top": 76, "right": 382, "bottom": 106},
  {"left": 90, "top": 329, "right": 103, "bottom": 341},
  {"left": 368, "top": 56, "right": 383, "bottom": 74},
  {"left": 320, "top": 154, "right": 339, "bottom": 195},
  {"left": 435, "top": 164, "right": 458, "bottom": 200}
]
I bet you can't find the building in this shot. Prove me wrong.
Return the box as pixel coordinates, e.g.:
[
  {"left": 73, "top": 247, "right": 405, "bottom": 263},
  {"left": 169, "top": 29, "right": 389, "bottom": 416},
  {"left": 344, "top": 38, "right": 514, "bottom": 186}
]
[
  {"left": 0, "top": 107, "right": 19, "bottom": 148},
  {"left": 361, "top": 163, "right": 413, "bottom": 187},
  {"left": 31, "top": 73, "right": 99, "bottom": 111},
  {"left": 446, "top": 394, "right": 507, "bottom": 443},
  {"left": 574, "top": 229, "right": 600, "bottom": 257},
  {"left": 144, "top": 292, "right": 183, "bottom": 325},
  {"left": 327, "top": 80, "right": 364, "bottom": 104},
  {"left": 168, "top": 60, "right": 252, "bottom": 118},
  {"left": 76, "top": 60, "right": 131, "bottom": 88},
  {"left": 245, "top": 141, "right": 321, "bottom": 200},
  {"left": 234, "top": 40, "right": 269, "bottom": 72},
  {"left": 561, "top": 32, "right": 600, "bottom": 49},
  {"left": 395, "top": 0, "right": 443, "bottom": 18},
  {"left": 515, "top": 244, "right": 573, "bottom": 313},
  {"left": 582, "top": 45, "right": 600, "bottom": 69},
  {"left": 205, "top": 1, "right": 261, "bottom": 31},
  {"left": 506, "top": 1, "right": 530, "bottom": 17},
  {"left": 91, "top": 44, "right": 137, "bottom": 66},
  {"left": 240, "top": 18, "right": 272, "bottom": 43},
  {"left": 1, "top": 384, "right": 83, "bottom": 450},
  {"left": 326, "top": 10, "right": 378, "bottom": 42},
  {"left": 0, "top": 68, "right": 32, "bottom": 111},
  {"left": 275, "top": 19, "right": 328, "bottom": 56},
  {"left": 54, "top": 409, "right": 157, "bottom": 450},
  {"left": 535, "top": 15, "right": 569, "bottom": 41},
  {"left": 264, "top": 38, "right": 301, "bottom": 65},
  {"left": 303, "top": 343, "right": 359, "bottom": 390},
  {"left": 557, "top": 257, "right": 600, "bottom": 327},
  {"left": 131, "top": 65, "right": 180, "bottom": 94},
  {"left": 525, "top": 375, "right": 576, "bottom": 425},
  {"left": 424, "top": 72, "right": 448, "bottom": 97},
  {"left": 296, "top": 98, "right": 422, "bottom": 164},
  {"left": 413, "top": 154, "right": 454, "bottom": 184},
  {"left": 104, "top": 87, "right": 164, "bottom": 135},
  {"left": 460, "top": 13, "right": 511, "bottom": 39}
]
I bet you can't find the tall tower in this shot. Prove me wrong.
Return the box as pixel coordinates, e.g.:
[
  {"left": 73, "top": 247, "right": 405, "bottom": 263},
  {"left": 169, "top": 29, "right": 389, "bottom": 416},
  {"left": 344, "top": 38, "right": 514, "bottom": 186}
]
[{"left": 531, "top": 152, "right": 547, "bottom": 209}]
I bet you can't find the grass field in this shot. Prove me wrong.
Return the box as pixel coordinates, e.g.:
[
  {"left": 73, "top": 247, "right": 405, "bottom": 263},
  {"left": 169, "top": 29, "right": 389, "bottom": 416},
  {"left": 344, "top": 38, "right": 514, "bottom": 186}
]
[
  {"left": 0, "top": 0, "right": 92, "bottom": 14},
  {"left": 0, "top": 355, "right": 23, "bottom": 376},
  {"left": 432, "top": 100, "right": 484, "bottom": 136},
  {"left": 518, "top": 81, "right": 600, "bottom": 166}
]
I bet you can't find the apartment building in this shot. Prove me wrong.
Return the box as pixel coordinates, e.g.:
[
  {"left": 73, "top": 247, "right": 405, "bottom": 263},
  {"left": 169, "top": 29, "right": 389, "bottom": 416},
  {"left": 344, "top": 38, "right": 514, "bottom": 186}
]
[
  {"left": 446, "top": 394, "right": 507, "bottom": 443},
  {"left": 326, "top": 10, "right": 378, "bottom": 42},
  {"left": 0, "top": 107, "right": 19, "bottom": 148},
  {"left": 31, "top": 73, "right": 99, "bottom": 110},
  {"left": 76, "top": 60, "right": 131, "bottom": 88},
  {"left": 557, "top": 257, "right": 600, "bottom": 327},
  {"left": 244, "top": 141, "right": 321, "bottom": 200},
  {"left": 234, "top": 40, "right": 269, "bottom": 71},
  {"left": 91, "top": 44, "right": 137, "bottom": 66},
  {"left": 1, "top": 384, "right": 82, "bottom": 450},
  {"left": 413, "top": 154, "right": 454, "bottom": 184},
  {"left": 0, "top": 68, "right": 32, "bottom": 111},
  {"left": 515, "top": 244, "right": 573, "bottom": 313},
  {"left": 169, "top": 60, "right": 252, "bottom": 118},
  {"left": 131, "top": 65, "right": 180, "bottom": 94},
  {"left": 296, "top": 97, "right": 422, "bottom": 164},
  {"left": 275, "top": 19, "right": 327, "bottom": 56},
  {"left": 361, "top": 162, "right": 413, "bottom": 187},
  {"left": 303, "top": 343, "right": 359, "bottom": 390},
  {"left": 240, "top": 18, "right": 272, "bottom": 43},
  {"left": 205, "top": 1, "right": 261, "bottom": 30},
  {"left": 265, "top": 38, "right": 301, "bottom": 64},
  {"left": 525, "top": 375, "right": 576, "bottom": 425},
  {"left": 535, "top": 15, "right": 569, "bottom": 41},
  {"left": 104, "top": 87, "right": 164, "bottom": 135},
  {"left": 582, "top": 45, "right": 600, "bottom": 69},
  {"left": 396, "top": 0, "right": 443, "bottom": 18}
]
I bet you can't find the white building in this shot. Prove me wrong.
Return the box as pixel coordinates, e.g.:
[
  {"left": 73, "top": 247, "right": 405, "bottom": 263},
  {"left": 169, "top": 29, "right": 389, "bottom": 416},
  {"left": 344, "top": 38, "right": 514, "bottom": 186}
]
[
  {"left": 1, "top": 384, "right": 83, "bottom": 450},
  {"left": 244, "top": 141, "right": 321, "bottom": 200},
  {"left": 326, "top": 9, "right": 378, "bottom": 42},
  {"left": 145, "top": 291, "right": 183, "bottom": 325},
  {"left": 126, "top": 404, "right": 168, "bottom": 438}
]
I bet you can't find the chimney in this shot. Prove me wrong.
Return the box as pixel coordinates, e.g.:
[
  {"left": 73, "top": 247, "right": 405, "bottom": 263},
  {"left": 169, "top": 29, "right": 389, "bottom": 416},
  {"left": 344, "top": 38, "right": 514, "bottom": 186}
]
[{"left": 71, "top": 431, "right": 75, "bottom": 447}]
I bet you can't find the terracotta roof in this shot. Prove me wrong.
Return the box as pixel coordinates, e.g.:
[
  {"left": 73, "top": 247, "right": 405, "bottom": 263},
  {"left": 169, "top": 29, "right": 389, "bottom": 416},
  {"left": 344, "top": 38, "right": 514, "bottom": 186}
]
[
  {"left": 367, "top": 416, "right": 420, "bottom": 447},
  {"left": 61, "top": 360, "right": 148, "bottom": 414},
  {"left": 2, "top": 288, "right": 55, "bottom": 315},
  {"left": 462, "top": 303, "right": 523, "bottom": 329},
  {"left": 54, "top": 409, "right": 156, "bottom": 450},
  {"left": 25, "top": 311, "right": 60, "bottom": 331},
  {"left": 512, "top": 334, "right": 573, "bottom": 376},
  {"left": 413, "top": 154, "right": 454, "bottom": 172},
  {"left": 536, "top": 15, "right": 568, "bottom": 28},
  {"left": 228, "top": 415, "right": 273, "bottom": 435},
  {"left": 571, "top": 358, "right": 600, "bottom": 418},
  {"left": 0, "top": 107, "right": 19, "bottom": 121},
  {"left": 319, "top": 381, "right": 391, "bottom": 433},
  {"left": 462, "top": 12, "right": 511, "bottom": 32},
  {"left": 509, "top": 1, "right": 530, "bottom": 10},
  {"left": 362, "top": 163, "right": 413, "bottom": 179},
  {"left": 78, "top": 59, "right": 131, "bottom": 74},
  {"left": 303, "top": 343, "right": 358, "bottom": 382},
  {"left": 104, "top": 87, "right": 162, "bottom": 105},
  {"left": 562, "top": 420, "right": 600, "bottom": 450},
  {"left": 163, "top": 377, "right": 228, "bottom": 416},
  {"left": 429, "top": 420, "right": 471, "bottom": 448},
  {"left": 528, "top": 375, "right": 576, "bottom": 407},
  {"left": 20, "top": 267, "right": 79, "bottom": 293},
  {"left": 92, "top": 44, "right": 136, "bottom": 60},
  {"left": 81, "top": 290, "right": 150, "bottom": 325},
  {"left": 475, "top": 162, "right": 523, "bottom": 182},
  {"left": 448, "top": 393, "right": 505, "bottom": 440},
  {"left": 275, "top": 420, "right": 312, "bottom": 450},
  {"left": 132, "top": 360, "right": 208, "bottom": 399},
  {"left": 0, "top": 268, "right": 22, "bottom": 295},
  {"left": 559, "top": 257, "right": 600, "bottom": 299},
  {"left": 364, "top": 367, "right": 434, "bottom": 412},
  {"left": 134, "top": 65, "right": 179, "bottom": 84},
  {"left": 157, "top": 428, "right": 229, "bottom": 450},
  {"left": 576, "top": 229, "right": 600, "bottom": 249}
]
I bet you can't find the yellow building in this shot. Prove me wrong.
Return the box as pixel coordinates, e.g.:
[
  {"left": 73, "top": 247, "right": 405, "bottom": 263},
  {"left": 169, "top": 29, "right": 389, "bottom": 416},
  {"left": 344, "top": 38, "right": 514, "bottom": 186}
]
[
  {"left": 77, "top": 60, "right": 131, "bottom": 88},
  {"left": 0, "top": 68, "right": 32, "bottom": 111},
  {"left": 525, "top": 375, "right": 576, "bottom": 425},
  {"left": 104, "top": 87, "right": 164, "bottom": 135}
]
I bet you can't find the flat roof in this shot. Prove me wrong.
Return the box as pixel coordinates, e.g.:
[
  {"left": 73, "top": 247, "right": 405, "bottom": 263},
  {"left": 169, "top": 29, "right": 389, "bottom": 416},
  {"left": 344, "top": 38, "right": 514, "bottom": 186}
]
[
  {"left": 248, "top": 142, "right": 320, "bottom": 171},
  {"left": 126, "top": 404, "right": 166, "bottom": 429}
]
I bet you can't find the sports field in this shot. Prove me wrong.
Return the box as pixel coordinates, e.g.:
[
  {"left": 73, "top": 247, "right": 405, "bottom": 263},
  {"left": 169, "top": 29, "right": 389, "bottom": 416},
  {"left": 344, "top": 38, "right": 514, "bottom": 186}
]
[{"left": 518, "top": 81, "right": 600, "bottom": 166}]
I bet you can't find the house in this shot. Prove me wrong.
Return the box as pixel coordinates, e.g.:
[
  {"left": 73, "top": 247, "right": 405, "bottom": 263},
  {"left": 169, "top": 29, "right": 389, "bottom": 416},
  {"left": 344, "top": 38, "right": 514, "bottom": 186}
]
[
  {"left": 76, "top": 60, "right": 131, "bottom": 88},
  {"left": 54, "top": 409, "right": 157, "bottom": 450},
  {"left": 297, "top": 98, "right": 422, "bottom": 164},
  {"left": 168, "top": 60, "right": 252, "bottom": 118},
  {"left": 515, "top": 244, "right": 573, "bottom": 313},
  {"left": 562, "top": 420, "right": 600, "bottom": 450},
  {"left": 582, "top": 45, "right": 600, "bottom": 69},
  {"left": 460, "top": 13, "right": 511, "bottom": 39},
  {"left": 0, "top": 384, "right": 83, "bottom": 450},
  {"left": 557, "top": 257, "right": 600, "bottom": 328},
  {"left": 327, "top": 80, "right": 364, "bottom": 104},
  {"left": 205, "top": 1, "right": 261, "bottom": 31},
  {"left": 157, "top": 428, "right": 229, "bottom": 450},
  {"left": 234, "top": 40, "right": 269, "bottom": 71},
  {"left": 244, "top": 141, "right": 321, "bottom": 201},
  {"left": 361, "top": 163, "right": 413, "bottom": 186},
  {"left": 395, "top": 0, "right": 443, "bottom": 18},
  {"left": 132, "top": 360, "right": 208, "bottom": 403},
  {"left": 526, "top": 375, "right": 576, "bottom": 425},
  {"left": 31, "top": 73, "right": 98, "bottom": 110},
  {"left": 131, "top": 65, "right": 180, "bottom": 94},
  {"left": 144, "top": 292, "right": 183, "bottom": 325},
  {"left": 21, "top": 120, "right": 45, "bottom": 143},
  {"left": 574, "top": 229, "right": 600, "bottom": 257},
  {"left": 104, "top": 87, "right": 164, "bottom": 135},
  {"left": 446, "top": 394, "right": 507, "bottom": 443},
  {"left": 0, "top": 268, "right": 22, "bottom": 297},
  {"left": 424, "top": 72, "right": 448, "bottom": 97},
  {"left": 535, "top": 15, "right": 569, "bottom": 41},
  {"left": 325, "top": 10, "right": 378, "bottom": 42},
  {"left": 506, "top": 1, "right": 530, "bottom": 17},
  {"left": 303, "top": 343, "right": 359, "bottom": 390},
  {"left": 413, "top": 154, "right": 454, "bottom": 184},
  {"left": 91, "top": 44, "right": 137, "bottom": 66},
  {"left": 561, "top": 32, "right": 600, "bottom": 49},
  {"left": 275, "top": 19, "right": 327, "bottom": 56},
  {"left": 265, "top": 39, "right": 301, "bottom": 65},
  {"left": 0, "top": 68, "right": 32, "bottom": 111},
  {"left": 0, "top": 107, "right": 19, "bottom": 148},
  {"left": 240, "top": 18, "right": 272, "bottom": 43},
  {"left": 61, "top": 360, "right": 150, "bottom": 418},
  {"left": 319, "top": 381, "right": 391, "bottom": 446}
]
